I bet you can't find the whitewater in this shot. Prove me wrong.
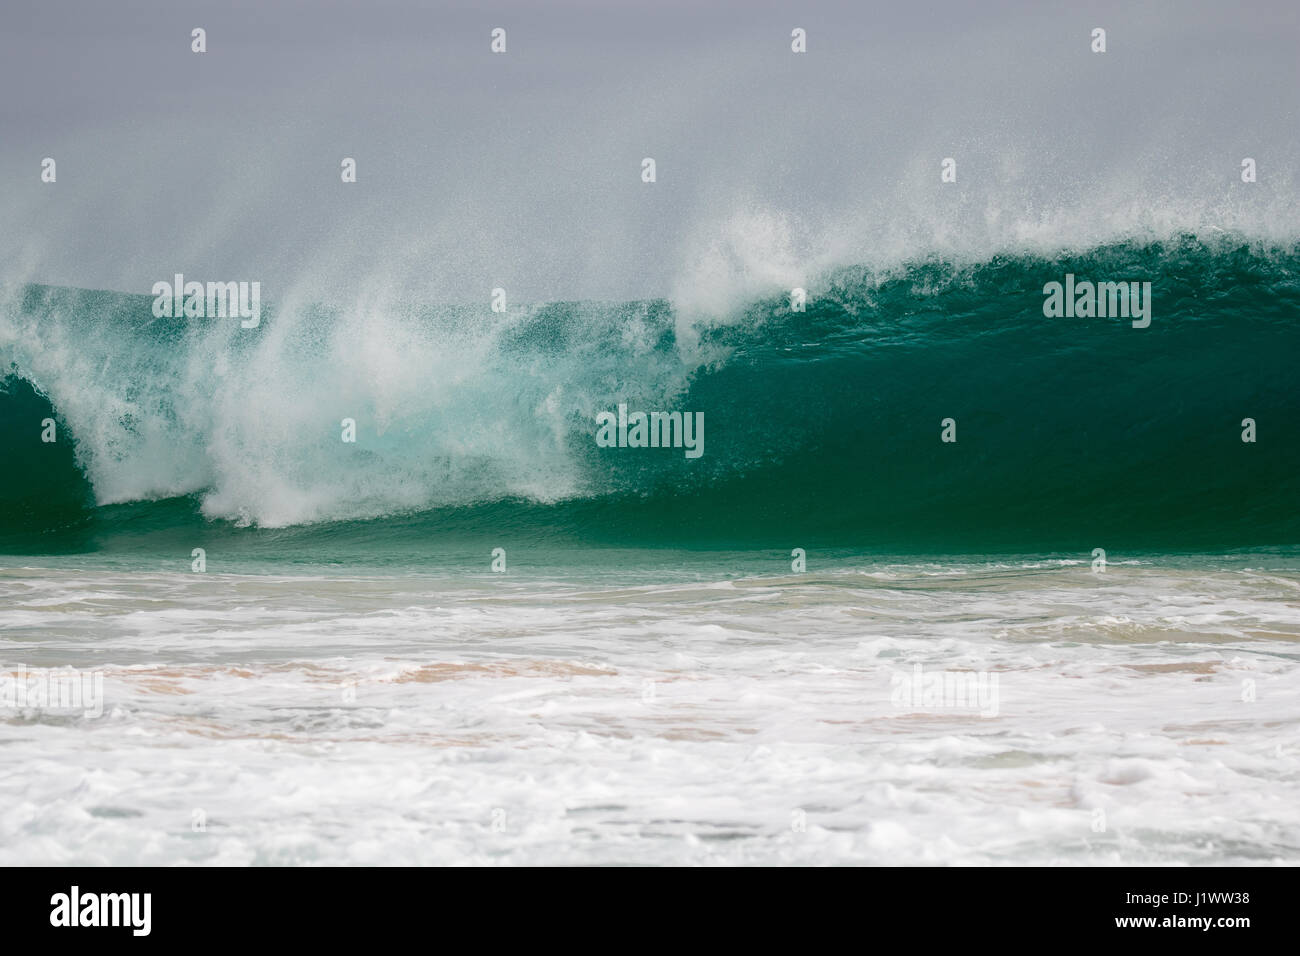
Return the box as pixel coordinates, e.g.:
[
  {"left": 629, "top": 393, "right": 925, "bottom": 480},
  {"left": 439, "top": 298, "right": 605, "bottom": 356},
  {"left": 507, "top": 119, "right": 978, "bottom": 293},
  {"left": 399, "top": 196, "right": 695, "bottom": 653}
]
[{"left": 1, "top": 552, "right": 1297, "bottom": 865}]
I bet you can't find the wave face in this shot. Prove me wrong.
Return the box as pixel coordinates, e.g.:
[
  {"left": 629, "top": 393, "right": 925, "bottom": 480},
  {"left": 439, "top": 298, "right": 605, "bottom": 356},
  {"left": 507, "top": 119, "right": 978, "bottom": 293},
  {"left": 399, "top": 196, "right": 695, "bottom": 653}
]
[{"left": 2, "top": 236, "right": 1298, "bottom": 554}]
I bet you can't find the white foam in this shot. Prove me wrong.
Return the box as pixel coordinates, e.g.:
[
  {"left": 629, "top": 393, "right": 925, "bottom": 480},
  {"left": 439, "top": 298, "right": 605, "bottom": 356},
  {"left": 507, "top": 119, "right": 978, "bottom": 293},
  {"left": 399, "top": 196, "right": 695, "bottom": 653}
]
[{"left": 1, "top": 557, "right": 1297, "bottom": 864}]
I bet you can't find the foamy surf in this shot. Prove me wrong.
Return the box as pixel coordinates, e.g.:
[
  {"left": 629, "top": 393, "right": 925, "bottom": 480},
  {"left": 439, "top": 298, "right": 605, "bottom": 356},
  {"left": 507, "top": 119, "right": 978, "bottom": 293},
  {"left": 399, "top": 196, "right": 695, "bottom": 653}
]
[{"left": 2, "top": 554, "right": 1297, "bottom": 865}]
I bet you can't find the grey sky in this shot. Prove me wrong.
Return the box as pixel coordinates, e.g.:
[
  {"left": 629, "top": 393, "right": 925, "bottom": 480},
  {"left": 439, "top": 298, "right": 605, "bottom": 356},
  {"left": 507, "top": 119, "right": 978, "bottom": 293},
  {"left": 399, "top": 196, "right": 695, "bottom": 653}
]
[{"left": 2, "top": 0, "right": 1297, "bottom": 305}]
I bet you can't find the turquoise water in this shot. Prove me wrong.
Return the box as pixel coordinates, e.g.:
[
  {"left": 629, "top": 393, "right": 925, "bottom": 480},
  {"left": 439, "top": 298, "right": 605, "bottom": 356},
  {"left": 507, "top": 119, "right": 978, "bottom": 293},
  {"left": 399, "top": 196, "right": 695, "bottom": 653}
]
[{"left": 3, "top": 236, "right": 1298, "bottom": 558}]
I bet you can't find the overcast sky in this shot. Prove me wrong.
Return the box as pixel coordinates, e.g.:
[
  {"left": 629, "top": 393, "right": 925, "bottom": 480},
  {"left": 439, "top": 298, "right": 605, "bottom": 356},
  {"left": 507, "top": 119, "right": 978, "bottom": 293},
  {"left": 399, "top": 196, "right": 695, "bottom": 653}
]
[{"left": 1, "top": 0, "right": 1297, "bottom": 304}]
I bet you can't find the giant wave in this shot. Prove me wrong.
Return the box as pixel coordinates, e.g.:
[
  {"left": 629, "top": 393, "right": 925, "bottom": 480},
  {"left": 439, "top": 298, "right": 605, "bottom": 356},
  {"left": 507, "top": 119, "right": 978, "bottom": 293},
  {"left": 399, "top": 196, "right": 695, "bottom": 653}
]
[{"left": 2, "top": 235, "right": 1298, "bottom": 553}]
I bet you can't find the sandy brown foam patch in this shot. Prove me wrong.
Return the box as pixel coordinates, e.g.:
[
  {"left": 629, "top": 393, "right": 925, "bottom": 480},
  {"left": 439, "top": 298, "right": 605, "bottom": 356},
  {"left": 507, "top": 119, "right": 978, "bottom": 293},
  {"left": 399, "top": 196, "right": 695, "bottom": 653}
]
[{"left": 387, "top": 660, "right": 617, "bottom": 682}]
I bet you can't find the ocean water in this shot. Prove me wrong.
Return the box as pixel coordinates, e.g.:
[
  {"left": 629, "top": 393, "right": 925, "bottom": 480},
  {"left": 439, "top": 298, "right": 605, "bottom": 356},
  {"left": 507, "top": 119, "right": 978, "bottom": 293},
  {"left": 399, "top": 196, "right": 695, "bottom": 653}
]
[{"left": 2, "top": 240, "right": 1299, "bottom": 865}]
